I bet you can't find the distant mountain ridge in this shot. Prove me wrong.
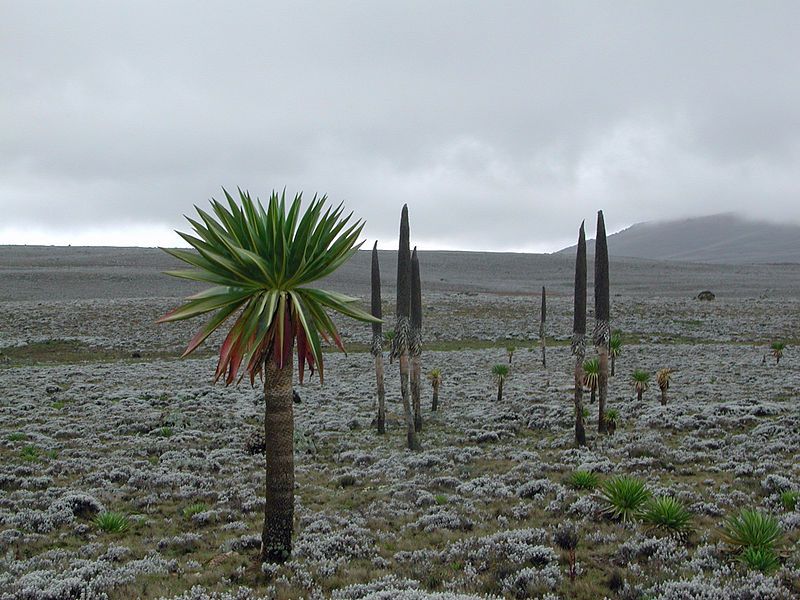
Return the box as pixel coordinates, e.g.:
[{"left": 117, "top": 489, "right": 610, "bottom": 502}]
[{"left": 557, "top": 213, "right": 800, "bottom": 264}]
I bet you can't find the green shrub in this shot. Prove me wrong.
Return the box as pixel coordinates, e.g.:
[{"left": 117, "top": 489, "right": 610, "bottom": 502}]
[
  {"left": 739, "top": 546, "right": 780, "bottom": 573},
  {"left": 182, "top": 503, "right": 208, "bottom": 519},
  {"left": 52, "top": 401, "right": 65, "bottom": 410},
  {"left": 434, "top": 494, "right": 448, "bottom": 505},
  {"left": 641, "top": 496, "right": 693, "bottom": 537},
  {"left": 20, "top": 445, "right": 40, "bottom": 462},
  {"left": 159, "top": 427, "right": 173, "bottom": 437},
  {"left": 779, "top": 490, "right": 799, "bottom": 511},
  {"left": 7, "top": 432, "right": 26, "bottom": 442},
  {"left": 95, "top": 511, "right": 130, "bottom": 534},
  {"left": 568, "top": 470, "right": 599, "bottom": 490},
  {"left": 600, "top": 475, "right": 650, "bottom": 521},
  {"left": 720, "top": 509, "right": 781, "bottom": 551}
]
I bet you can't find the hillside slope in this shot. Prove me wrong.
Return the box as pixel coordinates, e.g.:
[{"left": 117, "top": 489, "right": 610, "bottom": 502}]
[{"left": 558, "top": 213, "right": 800, "bottom": 264}]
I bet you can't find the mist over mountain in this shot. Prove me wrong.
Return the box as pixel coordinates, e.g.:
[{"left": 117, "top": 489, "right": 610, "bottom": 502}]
[{"left": 558, "top": 213, "right": 800, "bottom": 264}]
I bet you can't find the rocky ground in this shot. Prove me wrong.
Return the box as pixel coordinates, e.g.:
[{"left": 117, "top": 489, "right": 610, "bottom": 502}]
[{"left": 0, "top": 248, "right": 798, "bottom": 599}]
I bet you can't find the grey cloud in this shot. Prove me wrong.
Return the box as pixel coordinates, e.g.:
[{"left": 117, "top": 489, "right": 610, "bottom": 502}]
[{"left": 2, "top": 1, "right": 800, "bottom": 249}]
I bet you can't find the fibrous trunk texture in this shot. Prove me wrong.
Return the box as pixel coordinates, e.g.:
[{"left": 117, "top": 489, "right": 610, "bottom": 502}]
[
  {"left": 573, "top": 359, "right": 586, "bottom": 446},
  {"left": 540, "top": 286, "right": 547, "bottom": 368},
  {"left": 611, "top": 354, "right": 616, "bottom": 376},
  {"left": 410, "top": 247, "right": 423, "bottom": 433},
  {"left": 660, "top": 389, "right": 667, "bottom": 406},
  {"left": 393, "top": 205, "right": 419, "bottom": 450},
  {"left": 370, "top": 242, "right": 385, "bottom": 434},
  {"left": 400, "top": 355, "right": 420, "bottom": 450},
  {"left": 260, "top": 355, "right": 294, "bottom": 563},
  {"left": 572, "top": 221, "right": 587, "bottom": 447},
  {"left": 411, "top": 357, "right": 421, "bottom": 432},
  {"left": 594, "top": 211, "right": 610, "bottom": 434},
  {"left": 637, "top": 389, "right": 643, "bottom": 402},
  {"left": 496, "top": 379, "right": 504, "bottom": 403},
  {"left": 431, "top": 383, "right": 439, "bottom": 411}
]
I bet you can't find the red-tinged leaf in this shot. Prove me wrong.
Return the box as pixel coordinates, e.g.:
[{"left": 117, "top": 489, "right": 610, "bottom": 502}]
[
  {"left": 332, "top": 330, "right": 346, "bottom": 354},
  {"left": 215, "top": 320, "right": 243, "bottom": 382},
  {"left": 156, "top": 307, "right": 178, "bottom": 324},
  {"left": 246, "top": 333, "right": 271, "bottom": 385},
  {"left": 296, "top": 324, "right": 308, "bottom": 384},
  {"left": 182, "top": 302, "right": 242, "bottom": 357},
  {"left": 226, "top": 334, "right": 246, "bottom": 385}
]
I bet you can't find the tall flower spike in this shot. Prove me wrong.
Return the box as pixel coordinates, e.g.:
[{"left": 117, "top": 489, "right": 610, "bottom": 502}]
[{"left": 370, "top": 241, "right": 383, "bottom": 357}]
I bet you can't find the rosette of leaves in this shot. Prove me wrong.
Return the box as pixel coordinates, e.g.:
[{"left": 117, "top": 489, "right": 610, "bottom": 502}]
[
  {"left": 641, "top": 496, "right": 693, "bottom": 538},
  {"left": 159, "top": 189, "right": 377, "bottom": 385},
  {"left": 600, "top": 475, "right": 650, "bottom": 521}
]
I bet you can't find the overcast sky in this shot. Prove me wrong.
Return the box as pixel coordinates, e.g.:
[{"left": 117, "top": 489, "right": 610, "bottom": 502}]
[{"left": 2, "top": 1, "right": 799, "bottom": 252}]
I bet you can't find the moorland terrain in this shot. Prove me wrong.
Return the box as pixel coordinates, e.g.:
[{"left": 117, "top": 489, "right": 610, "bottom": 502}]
[{"left": 0, "top": 246, "right": 798, "bottom": 599}]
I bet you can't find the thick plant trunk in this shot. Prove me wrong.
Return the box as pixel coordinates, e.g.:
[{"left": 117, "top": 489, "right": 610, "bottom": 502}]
[
  {"left": 637, "top": 389, "right": 643, "bottom": 402},
  {"left": 399, "top": 354, "right": 420, "bottom": 450},
  {"left": 598, "top": 348, "right": 608, "bottom": 434},
  {"left": 660, "top": 389, "right": 667, "bottom": 406},
  {"left": 431, "top": 383, "right": 439, "bottom": 411},
  {"left": 611, "top": 354, "right": 616, "bottom": 376},
  {"left": 260, "top": 356, "right": 294, "bottom": 564},
  {"left": 411, "top": 355, "right": 422, "bottom": 432},
  {"left": 590, "top": 387, "right": 596, "bottom": 404},
  {"left": 375, "top": 353, "right": 386, "bottom": 434},
  {"left": 496, "top": 379, "right": 504, "bottom": 403},
  {"left": 574, "top": 359, "right": 586, "bottom": 446}
]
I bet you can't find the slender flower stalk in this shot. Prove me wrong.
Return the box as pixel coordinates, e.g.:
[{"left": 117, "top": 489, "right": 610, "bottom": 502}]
[
  {"left": 594, "top": 210, "right": 610, "bottom": 434},
  {"left": 392, "top": 205, "right": 420, "bottom": 450},
  {"left": 572, "top": 222, "right": 587, "bottom": 446},
  {"left": 410, "top": 247, "right": 423, "bottom": 433},
  {"left": 540, "top": 286, "right": 547, "bottom": 368},
  {"left": 371, "top": 241, "right": 386, "bottom": 434}
]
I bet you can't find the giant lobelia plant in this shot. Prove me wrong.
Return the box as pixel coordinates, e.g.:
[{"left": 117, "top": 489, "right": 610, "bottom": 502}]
[
  {"left": 540, "top": 285, "right": 547, "bottom": 368},
  {"left": 571, "top": 222, "right": 587, "bottom": 446},
  {"left": 371, "top": 241, "right": 386, "bottom": 434},
  {"left": 594, "top": 210, "right": 611, "bottom": 434},
  {"left": 158, "top": 189, "right": 378, "bottom": 562},
  {"left": 410, "top": 246, "right": 423, "bottom": 433},
  {"left": 391, "top": 205, "right": 421, "bottom": 450}
]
